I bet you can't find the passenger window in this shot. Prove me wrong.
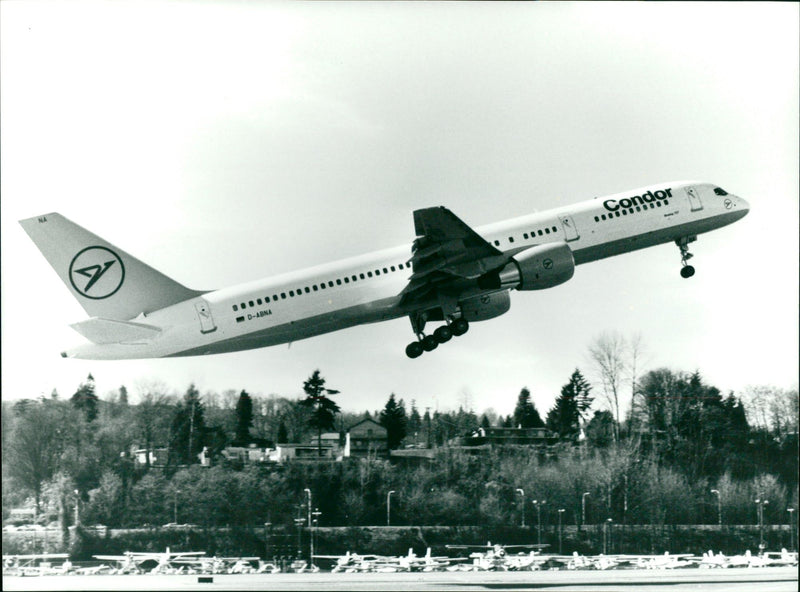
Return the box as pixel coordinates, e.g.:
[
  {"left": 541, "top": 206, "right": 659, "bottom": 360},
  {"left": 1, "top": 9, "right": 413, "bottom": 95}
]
[
  {"left": 508, "top": 236, "right": 514, "bottom": 243},
  {"left": 383, "top": 268, "right": 388, "bottom": 274},
  {"left": 257, "top": 298, "right": 262, "bottom": 305},
  {"left": 544, "top": 228, "right": 550, "bottom": 234},
  {"left": 312, "top": 285, "right": 318, "bottom": 291},
  {"left": 337, "top": 279, "right": 342, "bottom": 285},
  {"left": 233, "top": 304, "right": 238, "bottom": 311},
  {"left": 281, "top": 293, "right": 286, "bottom": 299},
  {"left": 249, "top": 300, "right": 254, "bottom": 307},
  {"left": 663, "top": 200, "right": 669, "bottom": 206},
  {"left": 328, "top": 281, "right": 334, "bottom": 287},
  {"left": 352, "top": 275, "right": 357, "bottom": 281},
  {"left": 594, "top": 216, "right": 599, "bottom": 222},
  {"left": 390, "top": 266, "right": 396, "bottom": 272},
  {"left": 523, "top": 233, "right": 529, "bottom": 239},
  {"left": 656, "top": 201, "right": 662, "bottom": 207},
  {"left": 344, "top": 277, "right": 349, "bottom": 284},
  {"left": 367, "top": 271, "right": 373, "bottom": 278},
  {"left": 265, "top": 296, "right": 271, "bottom": 303},
  {"left": 552, "top": 226, "right": 557, "bottom": 232},
  {"left": 635, "top": 206, "right": 641, "bottom": 212},
  {"left": 305, "top": 287, "right": 310, "bottom": 293},
  {"left": 615, "top": 211, "right": 621, "bottom": 217},
  {"left": 289, "top": 291, "right": 294, "bottom": 297},
  {"left": 494, "top": 240, "right": 500, "bottom": 246},
  {"left": 360, "top": 273, "right": 365, "bottom": 280},
  {"left": 622, "top": 210, "right": 627, "bottom": 216},
  {"left": 537, "top": 230, "right": 543, "bottom": 236}
]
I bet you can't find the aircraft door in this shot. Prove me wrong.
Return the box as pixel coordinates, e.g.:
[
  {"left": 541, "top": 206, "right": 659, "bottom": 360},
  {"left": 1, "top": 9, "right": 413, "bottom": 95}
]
[
  {"left": 685, "top": 186, "right": 703, "bottom": 212},
  {"left": 194, "top": 300, "right": 217, "bottom": 334},
  {"left": 559, "top": 214, "right": 579, "bottom": 241}
]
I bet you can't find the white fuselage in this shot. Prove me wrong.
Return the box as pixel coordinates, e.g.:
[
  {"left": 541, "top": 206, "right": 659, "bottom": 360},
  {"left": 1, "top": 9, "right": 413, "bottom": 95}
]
[{"left": 63, "top": 181, "right": 748, "bottom": 359}]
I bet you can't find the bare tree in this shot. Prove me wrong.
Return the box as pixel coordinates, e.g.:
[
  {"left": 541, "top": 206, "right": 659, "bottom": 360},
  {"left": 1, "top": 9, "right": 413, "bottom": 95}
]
[
  {"left": 588, "top": 332, "right": 627, "bottom": 442},
  {"left": 625, "top": 333, "right": 648, "bottom": 436},
  {"left": 133, "top": 380, "right": 174, "bottom": 470}
]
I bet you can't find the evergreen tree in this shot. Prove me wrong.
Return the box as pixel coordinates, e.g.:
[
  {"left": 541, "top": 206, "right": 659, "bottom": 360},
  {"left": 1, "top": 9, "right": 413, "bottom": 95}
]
[
  {"left": 513, "top": 387, "right": 544, "bottom": 428},
  {"left": 299, "top": 370, "right": 340, "bottom": 457},
  {"left": 379, "top": 394, "right": 408, "bottom": 450},
  {"left": 480, "top": 414, "right": 491, "bottom": 430},
  {"left": 71, "top": 374, "right": 99, "bottom": 422},
  {"left": 546, "top": 369, "right": 592, "bottom": 441},
  {"left": 585, "top": 410, "right": 615, "bottom": 447},
  {"left": 118, "top": 385, "right": 129, "bottom": 406},
  {"left": 234, "top": 390, "right": 253, "bottom": 444},
  {"left": 276, "top": 421, "right": 288, "bottom": 444},
  {"left": 408, "top": 400, "right": 422, "bottom": 446},
  {"left": 168, "top": 384, "right": 206, "bottom": 465}
]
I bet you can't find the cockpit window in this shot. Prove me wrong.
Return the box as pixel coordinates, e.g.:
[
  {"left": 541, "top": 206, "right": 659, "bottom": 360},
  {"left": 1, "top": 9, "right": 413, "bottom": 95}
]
[{"left": 714, "top": 187, "right": 728, "bottom": 196}]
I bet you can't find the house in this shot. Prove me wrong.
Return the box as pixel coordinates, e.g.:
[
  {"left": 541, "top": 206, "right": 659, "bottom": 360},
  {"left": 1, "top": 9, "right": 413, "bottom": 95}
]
[
  {"left": 345, "top": 418, "right": 388, "bottom": 458},
  {"left": 460, "top": 426, "right": 556, "bottom": 447},
  {"left": 270, "top": 442, "right": 340, "bottom": 462},
  {"left": 132, "top": 447, "right": 169, "bottom": 468}
]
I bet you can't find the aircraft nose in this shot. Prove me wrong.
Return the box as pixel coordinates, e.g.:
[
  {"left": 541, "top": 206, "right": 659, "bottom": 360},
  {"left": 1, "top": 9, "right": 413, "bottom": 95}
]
[{"left": 738, "top": 196, "right": 750, "bottom": 214}]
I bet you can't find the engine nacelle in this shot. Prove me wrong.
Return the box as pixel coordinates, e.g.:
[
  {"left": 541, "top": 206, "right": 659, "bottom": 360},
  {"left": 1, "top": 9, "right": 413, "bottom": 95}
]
[
  {"left": 460, "top": 290, "right": 511, "bottom": 322},
  {"left": 478, "top": 242, "right": 575, "bottom": 291}
]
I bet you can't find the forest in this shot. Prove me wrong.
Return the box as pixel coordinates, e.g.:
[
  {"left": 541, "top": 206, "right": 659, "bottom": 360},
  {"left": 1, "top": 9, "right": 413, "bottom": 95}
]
[{"left": 3, "top": 334, "right": 797, "bottom": 536}]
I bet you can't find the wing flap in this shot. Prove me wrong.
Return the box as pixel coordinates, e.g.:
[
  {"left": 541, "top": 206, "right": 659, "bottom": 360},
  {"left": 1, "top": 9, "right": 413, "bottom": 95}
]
[
  {"left": 70, "top": 317, "right": 162, "bottom": 344},
  {"left": 400, "top": 206, "right": 507, "bottom": 307}
]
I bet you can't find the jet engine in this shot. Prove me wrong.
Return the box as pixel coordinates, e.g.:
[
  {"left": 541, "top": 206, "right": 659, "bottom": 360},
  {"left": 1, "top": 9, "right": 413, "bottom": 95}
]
[
  {"left": 460, "top": 290, "right": 511, "bottom": 322},
  {"left": 478, "top": 242, "right": 575, "bottom": 291}
]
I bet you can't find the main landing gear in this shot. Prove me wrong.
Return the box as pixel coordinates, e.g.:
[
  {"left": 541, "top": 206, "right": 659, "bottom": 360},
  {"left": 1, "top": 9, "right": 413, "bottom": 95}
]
[
  {"left": 405, "top": 317, "right": 469, "bottom": 359},
  {"left": 676, "top": 236, "right": 696, "bottom": 279}
]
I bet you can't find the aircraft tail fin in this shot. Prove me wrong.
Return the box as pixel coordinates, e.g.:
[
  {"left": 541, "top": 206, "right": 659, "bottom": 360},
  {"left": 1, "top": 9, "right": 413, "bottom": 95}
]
[{"left": 20, "top": 213, "right": 204, "bottom": 320}]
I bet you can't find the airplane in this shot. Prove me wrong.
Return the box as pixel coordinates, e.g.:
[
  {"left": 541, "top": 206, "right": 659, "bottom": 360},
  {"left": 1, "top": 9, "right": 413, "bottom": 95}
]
[
  {"left": 446, "top": 542, "right": 550, "bottom": 571},
  {"left": 93, "top": 547, "right": 206, "bottom": 575},
  {"left": 2, "top": 553, "right": 70, "bottom": 576},
  {"left": 19, "top": 182, "right": 748, "bottom": 360}
]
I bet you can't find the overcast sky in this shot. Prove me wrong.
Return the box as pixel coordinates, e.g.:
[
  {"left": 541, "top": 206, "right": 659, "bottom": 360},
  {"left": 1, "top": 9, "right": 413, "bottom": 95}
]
[{"left": 2, "top": 2, "right": 798, "bottom": 419}]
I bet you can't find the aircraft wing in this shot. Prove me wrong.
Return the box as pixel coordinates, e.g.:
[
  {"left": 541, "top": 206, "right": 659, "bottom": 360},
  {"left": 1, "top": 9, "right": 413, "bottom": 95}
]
[{"left": 400, "top": 207, "right": 507, "bottom": 307}]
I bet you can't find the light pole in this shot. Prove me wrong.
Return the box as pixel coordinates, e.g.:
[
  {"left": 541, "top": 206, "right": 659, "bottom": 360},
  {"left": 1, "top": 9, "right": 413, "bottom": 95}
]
[
  {"left": 604, "top": 518, "right": 613, "bottom": 554},
  {"left": 788, "top": 508, "right": 795, "bottom": 552},
  {"left": 387, "top": 491, "right": 395, "bottom": 526},
  {"left": 74, "top": 489, "right": 80, "bottom": 527},
  {"left": 532, "top": 499, "right": 545, "bottom": 547},
  {"left": 755, "top": 496, "right": 769, "bottom": 555},
  {"left": 711, "top": 489, "right": 721, "bottom": 527},
  {"left": 264, "top": 522, "right": 272, "bottom": 560},
  {"left": 293, "top": 517, "right": 305, "bottom": 559},
  {"left": 558, "top": 509, "right": 565, "bottom": 554},
  {"left": 516, "top": 489, "right": 525, "bottom": 527},
  {"left": 173, "top": 489, "right": 181, "bottom": 524},
  {"left": 304, "top": 488, "right": 312, "bottom": 528},
  {"left": 582, "top": 492, "right": 590, "bottom": 530},
  {"left": 311, "top": 508, "right": 321, "bottom": 563}
]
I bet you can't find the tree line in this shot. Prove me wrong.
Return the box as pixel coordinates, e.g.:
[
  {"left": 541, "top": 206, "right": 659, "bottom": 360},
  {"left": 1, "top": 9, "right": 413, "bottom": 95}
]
[{"left": 3, "top": 333, "right": 797, "bottom": 534}]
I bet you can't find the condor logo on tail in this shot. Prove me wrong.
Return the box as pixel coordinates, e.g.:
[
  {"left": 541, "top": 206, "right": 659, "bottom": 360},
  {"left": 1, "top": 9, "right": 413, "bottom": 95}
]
[{"left": 69, "top": 246, "right": 125, "bottom": 299}]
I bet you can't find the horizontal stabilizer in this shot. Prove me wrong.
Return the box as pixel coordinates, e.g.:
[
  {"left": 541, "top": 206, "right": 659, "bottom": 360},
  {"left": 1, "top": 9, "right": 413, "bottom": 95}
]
[{"left": 70, "top": 317, "right": 162, "bottom": 344}]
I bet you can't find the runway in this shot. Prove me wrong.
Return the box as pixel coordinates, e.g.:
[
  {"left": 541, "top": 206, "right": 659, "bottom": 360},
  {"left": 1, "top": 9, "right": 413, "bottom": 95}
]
[{"left": 3, "top": 567, "right": 798, "bottom": 592}]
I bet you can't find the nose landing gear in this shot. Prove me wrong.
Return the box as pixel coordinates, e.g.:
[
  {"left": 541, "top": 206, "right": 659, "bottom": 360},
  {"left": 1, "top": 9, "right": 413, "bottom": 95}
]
[{"left": 676, "top": 236, "right": 696, "bottom": 279}]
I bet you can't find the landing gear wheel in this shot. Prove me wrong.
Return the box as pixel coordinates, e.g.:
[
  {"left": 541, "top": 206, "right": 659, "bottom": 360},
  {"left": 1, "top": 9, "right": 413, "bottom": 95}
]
[
  {"left": 451, "top": 318, "right": 469, "bottom": 337},
  {"left": 422, "top": 335, "right": 438, "bottom": 352},
  {"left": 405, "top": 341, "right": 424, "bottom": 359},
  {"left": 680, "top": 265, "right": 695, "bottom": 279},
  {"left": 434, "top": 326, "right": 453, "bottom": 344}
]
